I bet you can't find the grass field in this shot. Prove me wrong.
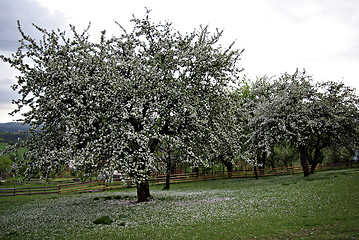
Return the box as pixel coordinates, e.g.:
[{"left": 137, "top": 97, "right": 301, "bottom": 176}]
[
  {"left": 0, "top": 168, "right": 358, "bottom": 240},
  {"left": 0, "top": 141, "right": 28, "bottom": 161}
]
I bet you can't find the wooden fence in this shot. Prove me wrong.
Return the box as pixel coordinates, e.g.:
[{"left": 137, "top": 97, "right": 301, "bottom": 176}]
[{"left": 1, "top": 161, "right": 358, "bottom": 197}]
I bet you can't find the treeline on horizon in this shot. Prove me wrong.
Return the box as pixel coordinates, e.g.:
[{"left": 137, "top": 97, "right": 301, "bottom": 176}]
[{"left": 0, "top": 122, "right": 30, "bottom": 143}]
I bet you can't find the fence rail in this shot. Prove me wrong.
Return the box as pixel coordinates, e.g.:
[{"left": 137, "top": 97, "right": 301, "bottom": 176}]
[{"left": 1, "top": 161, "right": 358, "bottom": 197}]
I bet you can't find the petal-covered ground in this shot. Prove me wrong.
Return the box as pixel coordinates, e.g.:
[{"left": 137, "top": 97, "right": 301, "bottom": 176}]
[{"left": 0, "top": 169, "right": 358, "bottom": 239}]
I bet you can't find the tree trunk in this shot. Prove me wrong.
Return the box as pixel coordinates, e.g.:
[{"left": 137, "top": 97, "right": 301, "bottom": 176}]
[
  {"left": 298, "top": 145, "right": 310, "bottom": 177},
  {"left": 224, "top": 161, "right": 233, "bottom": 178},
  {"left": 165, "top": 172, "right": 170, "bottom": 190},
  {"left": 254, "top": 166, "right": 259, "bottom": 179},
  {"left": 164, "top": 150, "right": 171, "bottom": 190},
  {"left": 310, "top": 147, "right": 322, "bottom": 174},
  {"left": 193, "top": 167, "right": 199, "bottom": 177},
  {"left": 257, "top": 151, "right": 267, "bottom": 176},
  {"left": 310, "top": 162, "right": 318, "bottom": 174},
  {"left": 137, "top": 179, "right": 151, "bottom": 202}
]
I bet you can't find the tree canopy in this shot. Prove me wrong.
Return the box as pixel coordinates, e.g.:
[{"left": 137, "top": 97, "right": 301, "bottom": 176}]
[
  {"left": 242, "top": 70, "right": 359, "bottom": 176},
  {"left": 1, "top": 12, "right": 244, "bottom": 201}
]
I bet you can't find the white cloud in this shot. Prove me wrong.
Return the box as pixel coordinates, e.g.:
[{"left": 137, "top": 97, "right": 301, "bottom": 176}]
[{"left": 0, "top": 0, "right": 68, "bottom": 51}]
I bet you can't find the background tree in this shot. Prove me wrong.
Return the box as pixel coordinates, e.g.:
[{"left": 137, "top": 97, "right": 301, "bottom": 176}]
[
  {"left": 245, "top": 69, "right": 359, "bottom": 176},
  {"left": 307, "top": 81, "right": 359, "bottom": 173},
  {"left": 1, "top": 12, "right": 243, "bottom": 201},
  {"left": 239, "top": 76, "right": 278, "bottom": 178},
  {"left": 269, "top": 142, "right": 299, "bottom": 168},
  {"left": 205, "top": 88, "right": 244, "bottom": 178}
]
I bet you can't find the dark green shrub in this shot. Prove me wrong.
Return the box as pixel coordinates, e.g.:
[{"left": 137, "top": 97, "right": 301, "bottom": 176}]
[
  {"left": 113, "top": 195, "right": 123, "bottom": 200},
  {"left": 93, "top": 216, "right": 113, "bottom": 225}
]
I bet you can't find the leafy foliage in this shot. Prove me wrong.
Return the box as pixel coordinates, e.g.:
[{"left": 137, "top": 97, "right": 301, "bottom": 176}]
[{"left": 0, "top": 154, "right": 13, "bottom": 179}]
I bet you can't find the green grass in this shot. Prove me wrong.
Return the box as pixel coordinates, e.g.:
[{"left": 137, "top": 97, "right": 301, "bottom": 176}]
[
  {"left": 0, "top": 177, "right": 81, "bottom": 189},
  {"left": 0, "top": 168, "right": 358, "bottom": 240},
  {"left": 0, "top": 141, "right": 27, "bottom": 154}
]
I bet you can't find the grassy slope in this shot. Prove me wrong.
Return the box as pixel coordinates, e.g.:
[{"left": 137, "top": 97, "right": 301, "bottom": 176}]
[
  {"left": 0, "top": 142, "right": 27, "bottom": 160},
  {"left": 0, "top": 168, "right": 358, "bottom": 240}
]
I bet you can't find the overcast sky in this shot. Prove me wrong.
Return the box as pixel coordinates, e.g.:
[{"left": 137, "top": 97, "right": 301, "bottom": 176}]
[{"left": 0, "top": 0, "right": 358, "bottom": 123}]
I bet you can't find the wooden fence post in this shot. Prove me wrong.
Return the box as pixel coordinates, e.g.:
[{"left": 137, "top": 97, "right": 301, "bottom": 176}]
[
  {"left": 58, "top": 185, "right": 61, "bottom": 194},
  {"left": 13, "top": 187, "right": 16, "bottom": 197}
]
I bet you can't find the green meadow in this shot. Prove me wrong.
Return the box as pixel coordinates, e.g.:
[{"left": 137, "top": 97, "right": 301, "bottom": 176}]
[{"left": 0, "top": 168, "right": 358, "bottom": 240}]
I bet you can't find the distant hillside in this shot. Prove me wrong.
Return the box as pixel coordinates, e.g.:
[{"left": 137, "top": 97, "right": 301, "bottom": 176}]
[
  {"left": 0, "top": 132, "right": 28, "bottom": 143},
  {"left": 0, "top": 123, "right": 30, "bottom": 143},
  {"left": 0, "top": 122, "right": 30, "bottom": 133}
]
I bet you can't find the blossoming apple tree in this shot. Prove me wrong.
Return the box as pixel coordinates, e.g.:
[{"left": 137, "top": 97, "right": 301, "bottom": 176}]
[
  {"left": 243, "top": 70, "right": 359, "bottom": 176},
  {"left": 1, "top": 12, "right": 243, "bottom": 201}
]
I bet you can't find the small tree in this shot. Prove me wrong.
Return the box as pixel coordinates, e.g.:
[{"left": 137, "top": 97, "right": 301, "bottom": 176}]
[
  {"left": 307, "top": 81, "right": 359, "bottom": 172},
  {"left": 1, "top": 12, "right": 243, "bottom": 201}
]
